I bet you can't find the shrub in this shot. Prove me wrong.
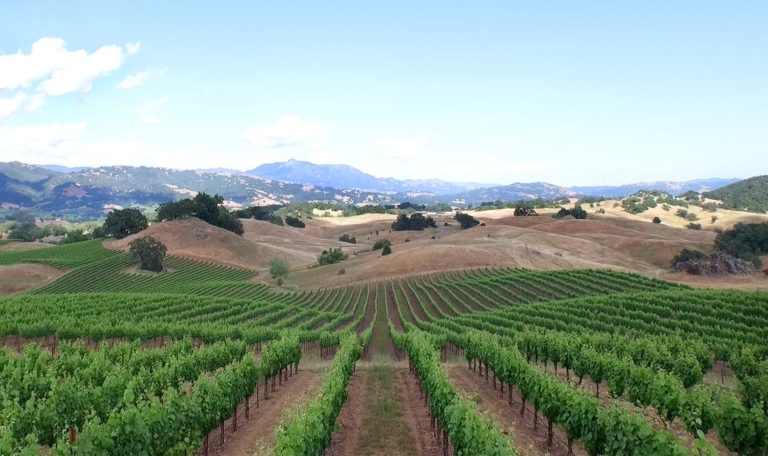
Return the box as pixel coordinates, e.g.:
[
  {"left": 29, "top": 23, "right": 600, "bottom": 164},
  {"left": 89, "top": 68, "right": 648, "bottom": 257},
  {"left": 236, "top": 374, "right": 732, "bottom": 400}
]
[
  {"left": 337, "top": 268, "right": 346, "bottom": 275},
  {"left": 513, "top": 205, "right": 537, "bottom": 216},
  {"left": 685, "top": 213, "right": 700, "bottom": 222},
  {"left": 381, "top": 244, "right": 392, "bottom": 256},
  {"left": 454, "top": 212, "right": 480, "bottom": 229},
  {"left": 269, "top": 258, "right": 290, "bottom": 279},
  {"left": 269, "top": 215, "right": 284, "bottom": 226},
  {"left": 652, "top": 217, "right": 662, "bottom": 224},
  {"left": 339, "top": 234, "right": 357, "bottom": 244},
  {"left": 285, "top": 216, "right": 305, "bottom": 228},
  {"left": 372, "top": 239, "right": 391, "bottom": 251},
  {"left": 671, "top": 249, "right": 706, "bottom": 267},
  {"left": 319, "top": 247, "right": 347, "bottom": 265},
  {"left": 687, "top": 223, "right": 702, "bottom": 230},
  {"left": 61, "top": 229, "right": 90, "bottom": 244},
  {"left": 662, "top": 204, "right": 671, "bottom": 211},
  {"left": 675, "top": 208, "right": 688, "bottom": 219}
]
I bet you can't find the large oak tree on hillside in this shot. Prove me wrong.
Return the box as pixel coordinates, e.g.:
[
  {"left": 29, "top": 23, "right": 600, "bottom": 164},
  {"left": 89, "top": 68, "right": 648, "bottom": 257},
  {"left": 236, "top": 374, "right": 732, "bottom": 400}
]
[
  {"left": 103, "top": 208, "right": 148, "bottom": 239},
  {"left": 129, "top": 235, "right": 167, "bottom": 272}
]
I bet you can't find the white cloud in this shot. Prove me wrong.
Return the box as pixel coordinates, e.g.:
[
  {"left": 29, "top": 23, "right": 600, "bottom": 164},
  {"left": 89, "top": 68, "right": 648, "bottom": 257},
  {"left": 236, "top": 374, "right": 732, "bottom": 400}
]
[
  {"left": 0, "top": 121, "right": 172, "bottom": 167},
  {"left": 125, "top": 42, "right": 141, "bottom": 55},
  {"left": 116, "top": 70, "right": 151, "bottom": 89},
  {"left": 0, "top": 122, "right": 86, "bottom": 153},
  {"left": 0, "top": 37, "right": 132, "bottom": 112},
  {"left": 242, "top": 114, "right": 327, "bottom": 148},
  {"left": 139, "top": 96, "right": 169, "bottom": 125},
  {"left": 0, "top": 93, "right": 28, "bottom": 118},
  {"left": 24, "top": 94, "right": 45, "bottom": 112},
  {"left": 375, "top": 135, "right": 427, "bottom": 158}
]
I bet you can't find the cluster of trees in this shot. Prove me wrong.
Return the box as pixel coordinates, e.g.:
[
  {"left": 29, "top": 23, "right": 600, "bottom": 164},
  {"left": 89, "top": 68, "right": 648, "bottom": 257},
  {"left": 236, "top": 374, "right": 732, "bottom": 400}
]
[
  {"left": 453, "top": 212, "right": 480, "bottom": 229},
  {"left": 671, "top": 222, "right": 768, "bottom": 274},
  {"left": 3, "top": 213, "right": 106, "bottom": 244},
  {"left": 553, "top": 205, "right": 587, "bottom": 219},
  {"left": 231, "top": 204, "right": 283, "bottom": 221},
  {"left": 318, "top": 247, "right": 347, "bottom": 265},
  {"left": 704, "top": 176, "right": 768, "bottom": 213},
  {"left": 391, "top": 213, "right": 436, "bottom": 231},
  {"left": 715, "top": 222, "right": 768, "bottom": 267},
  {"left": 156, "top": 193, "right": 243, "bottom": 235}
]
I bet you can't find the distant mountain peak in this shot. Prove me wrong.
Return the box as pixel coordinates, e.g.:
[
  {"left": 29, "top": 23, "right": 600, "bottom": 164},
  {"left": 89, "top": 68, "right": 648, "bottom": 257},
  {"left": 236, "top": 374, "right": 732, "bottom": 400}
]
[{"left": 245, "top": 159, "right": 495, "bottom": 195}]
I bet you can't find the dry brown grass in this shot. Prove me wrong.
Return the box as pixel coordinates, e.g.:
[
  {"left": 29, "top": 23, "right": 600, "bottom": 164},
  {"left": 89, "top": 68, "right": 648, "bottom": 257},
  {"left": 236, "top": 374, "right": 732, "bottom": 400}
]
[{"left": 106, "top": 213, "right": 767, "bottom": 291}]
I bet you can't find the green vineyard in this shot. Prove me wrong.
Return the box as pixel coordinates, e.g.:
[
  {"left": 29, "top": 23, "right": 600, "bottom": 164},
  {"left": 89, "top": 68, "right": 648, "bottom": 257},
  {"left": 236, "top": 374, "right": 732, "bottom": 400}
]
[{"left": 1, "top": 241, "right": 767, "bottom": 455}]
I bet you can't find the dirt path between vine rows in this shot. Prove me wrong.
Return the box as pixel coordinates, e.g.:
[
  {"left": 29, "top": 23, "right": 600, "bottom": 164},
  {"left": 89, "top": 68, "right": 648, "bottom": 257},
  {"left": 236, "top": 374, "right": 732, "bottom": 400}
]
[
  {"left": 329, "top": 366, "right": 441, "bottom": 456},
  {"left": 198, "top": 367, "right": 324, "bottom": 456},
  {"left": 447, "top": 364, "right": 588, "bottom": 456}
]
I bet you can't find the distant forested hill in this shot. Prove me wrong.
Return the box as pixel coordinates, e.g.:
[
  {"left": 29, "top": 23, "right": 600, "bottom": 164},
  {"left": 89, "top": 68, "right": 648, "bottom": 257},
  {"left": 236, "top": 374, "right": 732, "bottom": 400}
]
[{"left": 704, "top": 176, "right": 768, "bottom": 213}]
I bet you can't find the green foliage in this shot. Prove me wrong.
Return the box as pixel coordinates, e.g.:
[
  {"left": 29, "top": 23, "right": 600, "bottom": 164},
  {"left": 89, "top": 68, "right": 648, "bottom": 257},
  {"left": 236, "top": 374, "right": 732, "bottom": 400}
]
[
  {"left": 381, "top": 244, "right": 392, "bottom": 256},
  {"left": 704, "top": 175, "right": 768, "bottom": 213},
  {"left": 156, "top": 193, "right": 243, "bottom": 235},
  {"left": 60, "top": 229, "right": 90, "bottom": 244},
  {"left": 128, "top": 235, "right": 167, "bottom": 272},
  {"left": 400, "top": 331, "right": 516, "bottom": 455},
  {"left": 554, "top": 205, "right": 587, "bottom": 219},
  {"left": 513, "top": 204, "right": 537, "bottom": 216},
  {"left": 284, "top": 216, "right": 305, "bottom": 228},
  {"left": 269, "top": 214, "right": 284, "bottom": 226},
  {"left": 391, "top": 213, "right": 436, "bottom": 231},
  {"left": 103, "top": 208, "right": 148, "bottom": 239},
  {"left": 338, "top": 234, "right": 356, "bottom": 244},
  {"left": 622, "top": 197, "right": 650, "bottom": 214},
  {"left": 453, "top": 212, "right": 480, "bottom": 229},
  {"left": 231, "top": 204, "right": 284, "bottom": 220},
  {"left": 8, "top": 222, "right": 44, "bottom": 242},
  {"left": 671, "top": 248, "right": 706, "bottom": 266},
  {"left": 715, "top": 222, "right": 768, "bottom": 267},
  {"left": 653, "top": 216, "right": 662, "bottom": 224},
  {"left": 687, "top": 223, "right": 702, "bottom": 230},
  {"left": 269, "top": 258, "right": 290, "bottom": 279},
  {"left": 675, "top": 208, "right": 688, "bottom": 219},
  {"left": 685, "top": 212, "right": 699, "bottom": 222},
  {"left": 372, "top": 239, "right": 391, "bottom": 251},
  {"left": 274, "top": 333, "right": 362, "bottom": 454},
  {"left": 318, "top": 247, "right": 347, "bottom": 265}
]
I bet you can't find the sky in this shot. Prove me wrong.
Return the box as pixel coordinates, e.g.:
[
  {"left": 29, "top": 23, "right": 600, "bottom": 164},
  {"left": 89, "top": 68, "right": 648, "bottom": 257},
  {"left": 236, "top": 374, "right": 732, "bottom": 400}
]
[{"left": 0, "top": 1, "right": 766, "bottom": 186}]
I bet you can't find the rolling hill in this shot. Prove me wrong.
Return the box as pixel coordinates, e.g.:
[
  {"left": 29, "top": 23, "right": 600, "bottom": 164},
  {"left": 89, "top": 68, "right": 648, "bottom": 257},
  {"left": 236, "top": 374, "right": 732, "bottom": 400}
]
[{"left": 704, "top": 175, "right": 768, "bottom": 213}]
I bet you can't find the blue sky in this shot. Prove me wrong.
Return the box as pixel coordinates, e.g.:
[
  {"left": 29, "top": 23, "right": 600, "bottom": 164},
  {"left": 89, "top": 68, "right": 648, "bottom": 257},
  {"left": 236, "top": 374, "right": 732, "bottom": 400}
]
[{"left": 1, "top": 1, "right": 766, "bottom": 186}]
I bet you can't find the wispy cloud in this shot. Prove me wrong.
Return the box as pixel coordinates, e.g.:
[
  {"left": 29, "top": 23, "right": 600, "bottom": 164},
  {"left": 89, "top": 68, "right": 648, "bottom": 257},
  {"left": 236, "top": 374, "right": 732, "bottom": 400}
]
[
  {"left": 139, "top": 96, "right": 169, "bottom": 125},
  {"left": 125, "top": 42, "right": 141, "bottom": 55},
  {"left": 116, "top": 70, "right": 151, "bottom": 89},
  {"left": 242, "top": 114, "right": 327, "bottom": 148}
]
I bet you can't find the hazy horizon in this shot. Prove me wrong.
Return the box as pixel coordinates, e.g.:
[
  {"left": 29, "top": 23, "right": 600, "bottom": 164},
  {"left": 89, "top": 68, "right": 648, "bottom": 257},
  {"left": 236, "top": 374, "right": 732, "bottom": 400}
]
[{"left": 2, "top": 1, "right": 766, "bottom": 186}]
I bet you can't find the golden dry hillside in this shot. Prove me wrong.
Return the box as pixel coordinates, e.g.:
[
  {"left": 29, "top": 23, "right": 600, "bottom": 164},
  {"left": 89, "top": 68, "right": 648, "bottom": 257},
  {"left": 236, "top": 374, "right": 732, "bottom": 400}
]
[{"left": 103, "top": 211, "right": 768, "bottom": 290}]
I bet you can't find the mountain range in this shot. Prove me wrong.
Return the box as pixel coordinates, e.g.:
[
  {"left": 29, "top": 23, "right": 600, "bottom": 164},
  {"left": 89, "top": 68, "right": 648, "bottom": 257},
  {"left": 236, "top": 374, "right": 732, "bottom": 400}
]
[{"left": 0, "top": 160, "right": 742, "bottom": 217}]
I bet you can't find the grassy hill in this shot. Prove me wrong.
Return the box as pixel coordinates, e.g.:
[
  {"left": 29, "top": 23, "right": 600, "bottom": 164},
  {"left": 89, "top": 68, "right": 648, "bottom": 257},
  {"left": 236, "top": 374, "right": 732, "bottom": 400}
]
[{"left": 704, "top": 175, "right": 768, "bottom": 213}]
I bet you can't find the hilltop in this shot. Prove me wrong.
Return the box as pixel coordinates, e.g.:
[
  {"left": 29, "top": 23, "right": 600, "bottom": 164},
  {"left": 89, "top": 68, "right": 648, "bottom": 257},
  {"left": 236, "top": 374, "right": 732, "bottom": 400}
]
[{"left": 704, "top": 175, "right": 768, "bottom": 213}]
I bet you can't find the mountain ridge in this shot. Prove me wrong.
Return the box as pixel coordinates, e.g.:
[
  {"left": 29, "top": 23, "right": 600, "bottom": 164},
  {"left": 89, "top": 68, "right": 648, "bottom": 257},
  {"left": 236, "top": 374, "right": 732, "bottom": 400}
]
[{"left": 0, "top": 160, "right": 745, "bottom": 217}]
